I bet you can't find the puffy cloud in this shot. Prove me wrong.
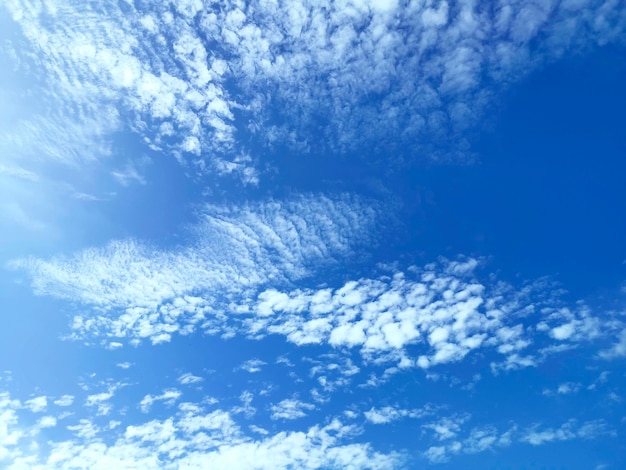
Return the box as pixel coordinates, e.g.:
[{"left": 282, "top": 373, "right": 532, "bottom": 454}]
[
  {"left": 240, "top": 260, "right": 539, "bottom": 366},
  {"left": 543, "top": 382, "right": 581, "bottom": 396},
  {"left": 23, "top": 396, "right": 47, "bottom": 413},
  {"left": 423, "top": 415, "right": 469, "bottom": 441},
  {"left": 241, "top": 258, "right": 625, "bottom": 374},
  {"left": 0, "top": 388, "right": 400, "bottom": 469}
]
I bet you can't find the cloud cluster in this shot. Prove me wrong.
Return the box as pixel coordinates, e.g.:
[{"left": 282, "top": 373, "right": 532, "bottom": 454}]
[
  {"left": 3, "top": 0, "right": 624, "bottom": 183},
  {"left": 178, "top": 373, "right": 203, "bottom": 386},
  {"left": 521, "top": 419, "right": 615, "bottom": 446},
  {"left": 0, "top": 389, "right": 401, "bottom": 469},
  {"left": 421, "top": 415, "right": 613, "bottom": 463},
  {"left": 242, "top": 259, "right": 623, "bottom": 369},
  {"left": 13, "top": 215, "right": 625, "bottom": 373},
  {"left": 11, "top": 193, "right": 382, "bottom": 344}
]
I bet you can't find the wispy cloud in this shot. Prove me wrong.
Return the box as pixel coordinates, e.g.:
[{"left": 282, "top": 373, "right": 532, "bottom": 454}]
[
  {"left": 238, "top": 359, "right": 266, "bottom": 374},
  {"left": 84, "top": 389, "right": 115, "bottom": 416},
  {"left": 53, "top": 395, "right": 74, "bottom": 407},
  {"left": 421, "top": 416, "right": 613, "bottom": 463},
  {"left": 599, "top": 329, "right": 626, "bottom": 359},
  {"left": 178, "top": 373, "right": 203, "bottom": 385},
  {"left": 241, "top": 258, "right": 623, "bottom": 370},
  {"left": 111, "top": 160, "right": 148, "bottom": 187},
  {"left": 139, "top": 389, "right": 182, "bottom": 413},
  {"left": 364, "top": 405, "right": 434, "bottom": 424},
  {"left": 11, "top": 193, "right": 383, "bottom": 344},
  {"left": 23, "top": 395, "right": 47, "bottom": 413}
]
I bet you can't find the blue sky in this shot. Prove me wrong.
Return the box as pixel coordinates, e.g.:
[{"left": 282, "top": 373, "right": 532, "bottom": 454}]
[{"left": 0, "top": 0, "right": 625, "bottom": 468}]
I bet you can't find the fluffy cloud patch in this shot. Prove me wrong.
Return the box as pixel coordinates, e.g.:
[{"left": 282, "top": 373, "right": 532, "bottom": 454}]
[
  {"left": 11, "top": 193, "right": 383, "bottom": 344},
  {"left": 0, "top": 389, "right": 401, "bottom": 470},
  {"left": 24, "top": 396, "right": 47, "bottom": 413},
  {"left": 242, "top": 259, "right": 622, "bottom": 369}
]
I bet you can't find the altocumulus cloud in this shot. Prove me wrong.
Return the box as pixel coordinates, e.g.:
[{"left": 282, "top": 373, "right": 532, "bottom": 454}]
[
  {"left": 240, "top": 258, "right": 625, "bottom": 372},
  {"left": 10, "top": 193, "right": 385, "bottom": 345},
  {"left": 2, "top": 0, "right": 625, "bottom": 182},
  {"left": 0, "top": 389, "right": 403, "bottom": 469}
]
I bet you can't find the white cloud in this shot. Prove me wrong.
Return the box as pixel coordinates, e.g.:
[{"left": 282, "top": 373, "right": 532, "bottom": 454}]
[
  {"left": 238, "top": 359, "right": 266, "bottom": 374},
  {"left": 24, "top": 396, "right": 47, "bottom": 413},
  {"left": 111, "top": 160, "right": 148, "bottom": 187},
  {"left": 239, "top": 258, "right": 624, "bottom": 373},
  {"left": 0, "top": 392, "right": 398, "bottom": 470},
  {"left": 66, "top": 419, "right": 99, "bottom": 440},
  {"left": 426, "top": 424, "right": 512, "bottom": 462},
  {"left": 423, "top": 415, "right": 469, "bottom": 441},
  {"left": 421, "top": 416, "right": 613, "bottom": 464},
  {"left": 232, "top": 391, "right": 256, "bottom": 418},
  {"left": 543, "top": 382, "right": 581, "bottom": 396},
  {"left": 240, "top": 261, "right": 527, "bottom": 365},
  {"left": 551, "top": 322, "right": 576, "bottom": 340},
  {"left": 539, "top": 306, "right": 603, "bottom": 343},
  {"left": 364, "top": 405, "right": 433, "bottom": 425},
  {"left": 139, "top": 389, "right": 182, "bottom": 413},
  {"left": 0, "top": 392, "right": 23, "bottom": 463},
  {"left": 306, "top": 356, "right": 361, "bottom": 392},
  {"left": 14, "top": 234, "right": 621, "bottom": 379},
  {"left": 423, "top": 445, "right": 449, "bottom": 464},
  {"left": 0, "top": 165, "right": 39, "bottom": 182},
  {"left": 522, "top": 420, "right": 613, "bottom": 446},
  {"left": 11, "top": 193, "right": 382, "bottom": 344},
  {"left": 85, "top": 383, "right": 124, "bottom": 416},
  {"left": 270, "top": 398, "right": 315, "bottom": 420},
  {"left": 600, "top": 329, "right": 626, "bottom": 359},
  {"left": 178, "top": 373, "right": 203, "bottom": 385},
  {"left": 53, "top": 395, "right": 74, "bottom": 407},
  {"left": 3, "top": 0, "right": 624, "bottom": 186},
  {"left": 37, "top": 416, "right": 57, "bottom": 428}
]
